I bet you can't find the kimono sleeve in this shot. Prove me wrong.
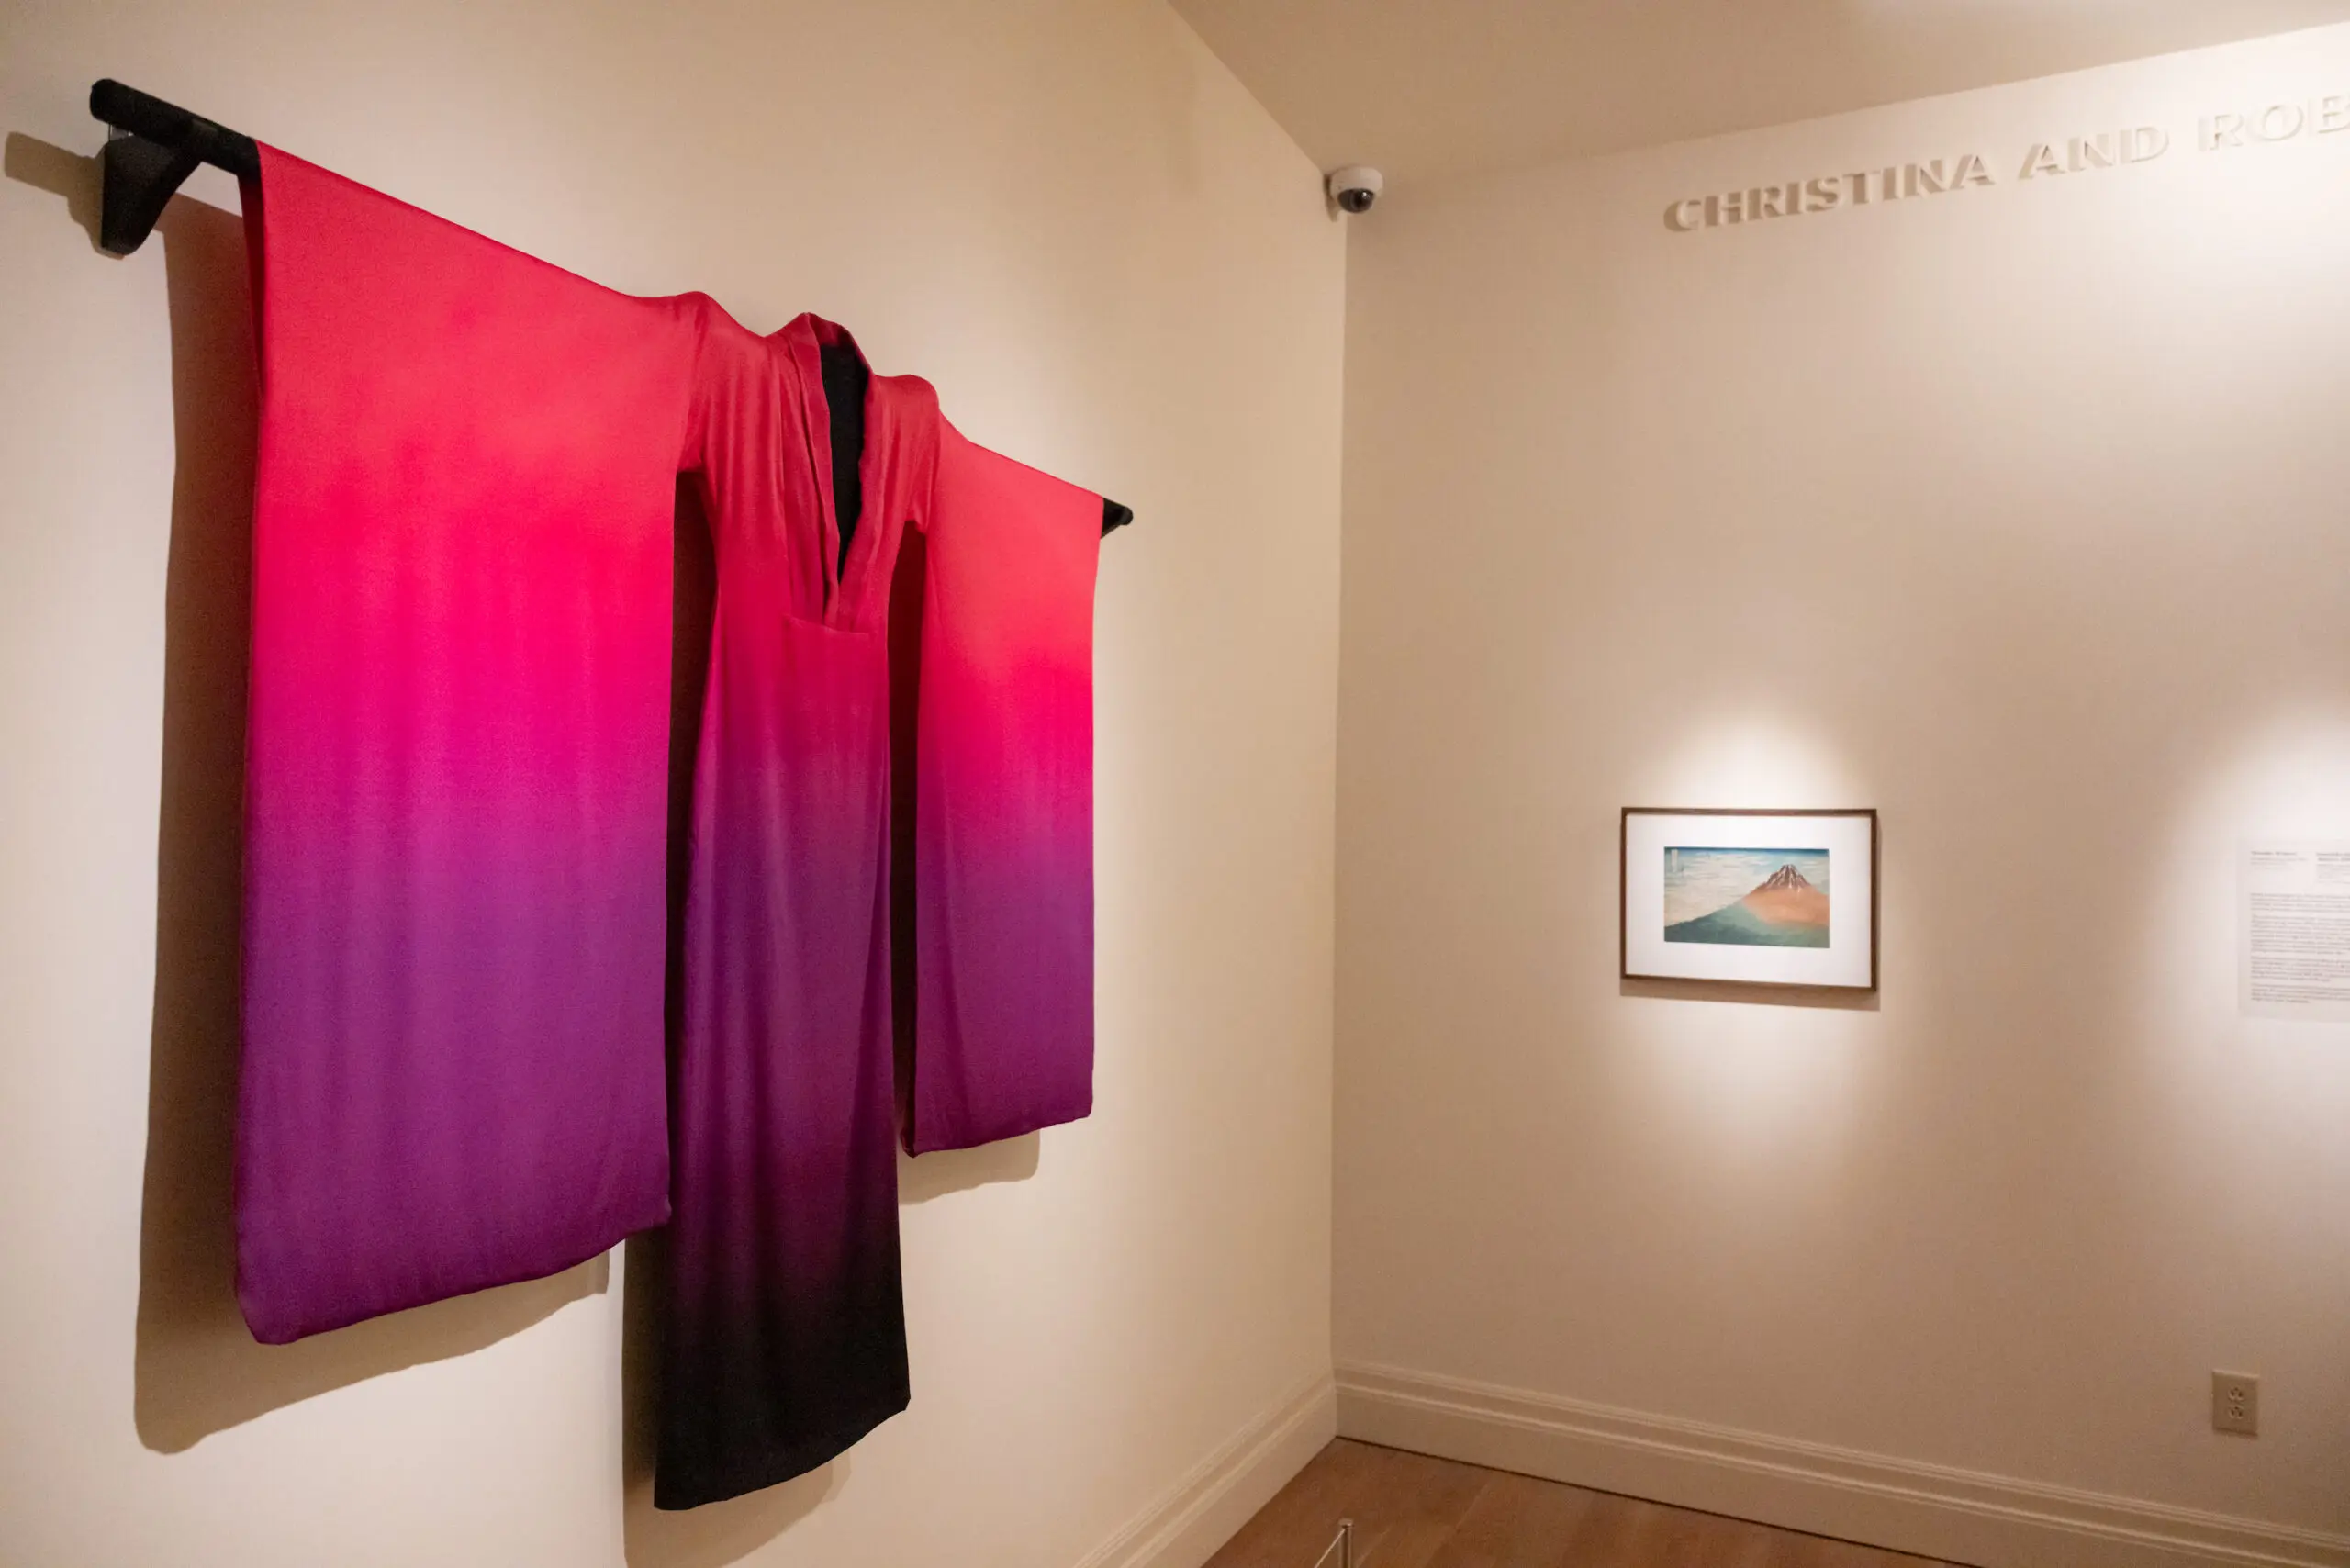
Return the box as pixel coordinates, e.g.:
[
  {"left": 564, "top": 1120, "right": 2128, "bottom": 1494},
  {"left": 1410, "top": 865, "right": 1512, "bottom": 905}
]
[
  {"left": 235, "top": 146, "right": 699, "bottom": 1340},
  {"left": 895, "top": 422, "right": 1102, "bottom": 1152}
]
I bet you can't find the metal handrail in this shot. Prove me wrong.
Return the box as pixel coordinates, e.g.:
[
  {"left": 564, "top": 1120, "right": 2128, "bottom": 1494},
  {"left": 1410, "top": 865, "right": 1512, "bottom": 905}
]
[{"left": 1310, "top": 1518, "right": 1354, "bottom": 1568}]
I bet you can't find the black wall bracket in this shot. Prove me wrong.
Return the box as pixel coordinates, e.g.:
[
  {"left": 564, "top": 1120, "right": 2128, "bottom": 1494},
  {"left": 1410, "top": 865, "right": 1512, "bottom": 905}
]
[{"left": 90, "top": 78, "right": 259, "bottom": 256}]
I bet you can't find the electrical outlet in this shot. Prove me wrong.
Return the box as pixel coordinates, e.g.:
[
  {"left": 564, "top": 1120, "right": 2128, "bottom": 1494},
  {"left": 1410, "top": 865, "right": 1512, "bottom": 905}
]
[{"left": 2212, "top": 1372, "right": 2259, "bottom": 1437}]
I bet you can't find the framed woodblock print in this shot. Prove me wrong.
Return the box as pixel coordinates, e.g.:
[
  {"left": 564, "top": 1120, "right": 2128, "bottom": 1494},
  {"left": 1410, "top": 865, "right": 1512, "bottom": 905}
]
[{"left": 1621, "top": 809, "right": 1878, "bottom": 991}]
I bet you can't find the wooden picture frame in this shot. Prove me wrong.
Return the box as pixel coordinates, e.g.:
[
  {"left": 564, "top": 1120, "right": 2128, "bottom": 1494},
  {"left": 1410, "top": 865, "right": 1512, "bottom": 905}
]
[{"left": 1620, "top": 808, "right": 1879, "bottom": 991}]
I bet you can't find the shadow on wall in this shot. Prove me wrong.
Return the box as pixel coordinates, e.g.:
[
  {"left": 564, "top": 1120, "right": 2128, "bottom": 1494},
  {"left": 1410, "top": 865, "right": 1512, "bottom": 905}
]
[{"left": 1618, "top": 977, "right": 1882, "bottom": 1012}]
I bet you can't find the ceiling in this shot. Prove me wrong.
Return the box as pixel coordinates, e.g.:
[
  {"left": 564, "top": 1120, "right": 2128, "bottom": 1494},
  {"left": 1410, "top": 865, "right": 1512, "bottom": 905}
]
[{"left": 1168, "top": 0, "right": 2350, "bottom": 186}]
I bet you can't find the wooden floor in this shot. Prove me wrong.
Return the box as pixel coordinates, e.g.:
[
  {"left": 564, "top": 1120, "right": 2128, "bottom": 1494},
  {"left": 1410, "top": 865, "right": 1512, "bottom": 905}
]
[{"left": 1205, "top": 1441, "right": 1964, "bottom": 1568}]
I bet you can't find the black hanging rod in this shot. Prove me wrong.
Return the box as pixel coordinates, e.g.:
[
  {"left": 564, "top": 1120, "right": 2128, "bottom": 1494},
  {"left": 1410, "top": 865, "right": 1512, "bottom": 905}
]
[{"left": 85, "top": 77, "right": 1135, "bottom": 537}]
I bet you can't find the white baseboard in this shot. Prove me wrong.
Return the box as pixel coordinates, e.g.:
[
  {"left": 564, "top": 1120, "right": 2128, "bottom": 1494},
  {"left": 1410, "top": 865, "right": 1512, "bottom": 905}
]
[
  {"left": 1075, "top": 1370, "right": 1337, "bottom": 1568},
  {"left": 1336, "top": 1362, "right": 2349, "bottom": 1568}
]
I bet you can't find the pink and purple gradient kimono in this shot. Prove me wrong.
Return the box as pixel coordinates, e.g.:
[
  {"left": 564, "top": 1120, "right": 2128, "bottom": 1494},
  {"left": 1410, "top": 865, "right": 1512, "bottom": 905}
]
[{"left": 233, "top": 148, "right": 1099, "bottom": 1508}]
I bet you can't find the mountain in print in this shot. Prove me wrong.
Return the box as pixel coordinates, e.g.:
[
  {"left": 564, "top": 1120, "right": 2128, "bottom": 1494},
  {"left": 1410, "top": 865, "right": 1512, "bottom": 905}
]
[{"left": 1664, "top": 862, "right": 1830, "bottom": 948}]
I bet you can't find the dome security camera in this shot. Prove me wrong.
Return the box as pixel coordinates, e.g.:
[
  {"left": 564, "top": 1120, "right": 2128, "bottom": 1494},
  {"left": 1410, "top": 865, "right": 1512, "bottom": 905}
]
[{"left": 1326, "top": 165, "right": 1383, "bottom": 214}]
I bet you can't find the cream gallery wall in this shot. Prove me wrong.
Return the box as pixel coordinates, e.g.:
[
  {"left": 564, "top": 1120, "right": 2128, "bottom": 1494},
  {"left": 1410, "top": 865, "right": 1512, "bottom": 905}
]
[
  {"left": 1335, "top": 21, "right": 2350, "bottom": 1568},
  {"left": 0, "top": 2, "right": 1342, "bottom": 1565}
]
